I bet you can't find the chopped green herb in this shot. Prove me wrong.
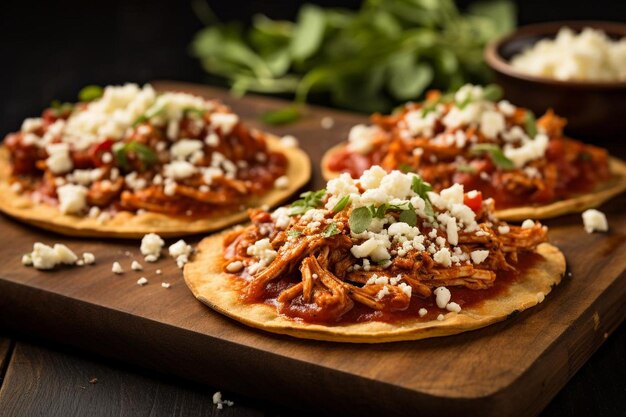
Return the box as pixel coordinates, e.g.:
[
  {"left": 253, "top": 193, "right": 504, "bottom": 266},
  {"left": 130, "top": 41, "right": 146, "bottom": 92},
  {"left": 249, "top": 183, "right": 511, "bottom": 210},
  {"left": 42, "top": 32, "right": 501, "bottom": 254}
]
[
  {"left": 133, "top": 104, "right": 166, "bottom": 126},
  {"left": 114, "top": 141, "right": 158, "bottom": 171},
  {"left": 524, "top": 110, "right": 538, "bottom": 138},
  {"left": 411, "top": 176, "right": 433, "bottom": 197},
  {"left": 322, "top": 222, "right": 340, "bottom": 237},
  {"left": 50, "top": 100, "right": 74, "bottom": 116},
  {"left": 183, "top": 107, "right": 207, "bottom": 117},
  {"left": 78, "top": 85, "right": 104, "bottom": 102},
  {"left": 290, "top": 188, "right": 326, "bottom": 216},
  {"left": 457, "top": 164, "right": 477, "bottom": 173},
  {"left": 261, "top": 105, "right": 300, "bottom": 125},
  {"left": 389, "top": 201, "right": 412, "bottom": 211},
  {"left": 399, "top": 209, "right": 417, "bottom": 227},
  {"left": 469, "top": 144, "right": 515, "bottom": 170},
  {"left": 287, "top": 230, "right": 302, "bottom": 238},
  {"left": 370, "top": 203, "right": 389, "bottom": 219},
  {"left": 332, "top": 195, "right": 351, "bottom": 213},
  {"left": 398, "top": 163, "right": 413, "bottom": 173},
  {"left": 349, "top": 206, "right": 372, "bottom": 234},
  {"left": 481, "top": 84, "right": 503, "bottom": 102}
]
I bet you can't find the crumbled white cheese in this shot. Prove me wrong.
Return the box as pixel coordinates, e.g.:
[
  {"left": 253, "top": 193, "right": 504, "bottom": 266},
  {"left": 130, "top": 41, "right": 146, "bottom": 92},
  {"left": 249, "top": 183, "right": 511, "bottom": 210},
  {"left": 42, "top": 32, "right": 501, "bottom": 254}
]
[
  {"left": 346, "top": 124, "right": 381, "bottom": 154},
  {"left": 434, "top": 287, "right": 452, "bottom": 309},
  {"left": 446, "top": 302, "right": 461, "bottom": 313},
  {"left": 131, "top": 260, "right": 143, "bottom": 271},
  {"left": 521, "top": 219, "right": 535, "bottom": 229},
  {"left": 271, "top": 207, "right": 291, "bottom": 229},
  {"left": 280, "top": 135, "right": 299, "bottom": 148},
  {"left": 418, "top": 308, "right": 428, "bottom": 317},
  {"left": 163, "top": 160, "right": 197, "bottom": 180},
  {"left": 246, "top": 238, "right": 277, "bottom": 268},
  {"left": 320, "top": 116, "right": 335, "bottom": 129},
  {"left": 140, "top": 233, "right": 164, "bottom": 260},
  {"left": 375, "top": 285, "right": 390, "bottom": 300},
  {"left": 226, "top": 261, "right": 244, "bottom": 273},
  {"left": 498, "top": 225, "right": 510, "bottom": 234},
  {"left": 511, "top": 27, "right": 626, "bottom": 82},
  {"left": 137, "top": 277, "right": 148, "bottom": 286},
  {"left": 470, "top": 250, "right": 489, "bottom": 265},
  {"left": 479, "top": 110, "right": 506, "bottom": 139},
  {"left": 582, "top": 209, "right": 608, "bottom": 233},
  {"left": 112, "top": 261, "right": 123, "bottom": 274},
  {"left": 437, "top": 314, "right": 445, "bottom": 321},
  {"left": 503, "top": 134, "right": 549, "bottom": 168},
  {"left": 21, "top": 253, "right": 33, "bottom": 266},
  {"left": 161, "top": 282, "right": 171, "bottom": 289},
  {"left": 433, "top": 247, "right": 452, "bottom": 267},
  {"left": 21, "top": 117, "right": 43, "bottom": 133},
  {"left": 170, "top": 139, "right": 203, "bottom": 161},
  {"left": 82, "top": 252, "right": 95, "bottom": 265},
  {"left": 56, "top": 184, "right": 88, "bottom": 215},
  {"left": 210, "top": 113, "right": 239, "bottom": 135},
  {"left": 212, "top": 391, "right": 234, "bottom": 410},
  {"left": 45, "top": 143, "right": 73, "bottom": 174},
  {"left": 274, "top": 175, "right": 289, "bottom": 189},
  {"left": 169, "top": 239, "right": 193, "bottom": 268}
]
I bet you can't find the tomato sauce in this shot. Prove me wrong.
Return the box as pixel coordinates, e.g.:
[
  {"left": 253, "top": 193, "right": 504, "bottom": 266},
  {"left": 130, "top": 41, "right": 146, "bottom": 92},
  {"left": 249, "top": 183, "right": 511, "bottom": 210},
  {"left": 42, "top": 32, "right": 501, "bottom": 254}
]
[{"left": 234, "top": 252, "right": 541, "bottom": 325}]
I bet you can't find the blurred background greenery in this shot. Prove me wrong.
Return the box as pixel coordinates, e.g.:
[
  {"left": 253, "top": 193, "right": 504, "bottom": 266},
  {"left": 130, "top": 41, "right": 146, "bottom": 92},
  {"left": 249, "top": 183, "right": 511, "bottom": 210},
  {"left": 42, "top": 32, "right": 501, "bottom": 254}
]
[{"left": 190, "top": 0, "right": 516, "bottom": 116}]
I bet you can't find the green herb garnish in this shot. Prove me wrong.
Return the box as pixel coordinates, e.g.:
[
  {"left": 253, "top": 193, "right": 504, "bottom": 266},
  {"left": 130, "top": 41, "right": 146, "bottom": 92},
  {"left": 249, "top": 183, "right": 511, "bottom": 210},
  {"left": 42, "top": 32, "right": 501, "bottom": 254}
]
[
  {"left": 332, "top": 195, "right": 351, "bottom": 213},
  {"left": 349, "top": 206, "right": 372, "bottom": 234},
  {"left": 398, "top": 163, "right": 413, "bottom": 173},
  {"left": 78, "top": 85, "right": 104, "bottom": 102},
  {"left": 524, "top": 110, "right": 538, "bottom": 138},
  {"left": 411, "top": 176, "right": 436, "bottom": 221},
  {"left": 183, "top": 107, "right": 207, "bottom": 117},
  {"left": 290, "top": 189, "right": 326, "bottom": 216},
  {"left": 50, "top": 100, "right": 74, "bottom": 116},
  {"left": 114, "top": 141, "right": 158, "bottom": 171},
  {"left": 322, "top": 222, "right": 340, "bottom": 237},
  {"left": 287, "top": 230, "right": 302, "bottom": 238},
  {"left": 469, "top": 144, "right": 515, "bottom": 170},
  {"left": 481, "top": 84, "right": 504, "bottom": 102},
  {"left": 133, "top": 104, "right": 166, "bottom": 126},
  {"left": 457, "top": 164, "right": 477, "bottom": 173},
  {"left": 399, "top": 208, "right": 417, "bottom": 227},
  {"left": 261, "top": 105, "right": 301, "bottom": 125}
]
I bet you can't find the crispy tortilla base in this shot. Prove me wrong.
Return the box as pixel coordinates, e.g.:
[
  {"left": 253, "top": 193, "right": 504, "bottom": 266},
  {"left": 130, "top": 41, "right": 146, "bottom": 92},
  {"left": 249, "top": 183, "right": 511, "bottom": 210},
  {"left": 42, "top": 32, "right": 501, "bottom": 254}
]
[
  {"left": 0, "top": 136, "right": 310, "bottom": 238},
  {"left": 184, "top": 232, "right": 566, "bottom": 343},
  {"left": 321, "top": 143, "right": 626, "bottom": 221}
]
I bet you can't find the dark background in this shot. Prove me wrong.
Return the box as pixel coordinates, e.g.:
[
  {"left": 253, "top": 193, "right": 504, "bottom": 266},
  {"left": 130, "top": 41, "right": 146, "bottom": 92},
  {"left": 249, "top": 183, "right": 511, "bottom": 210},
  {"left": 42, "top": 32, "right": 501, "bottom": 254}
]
[
  {"left": 1, "top": 0, "right": 626, "bottom": 135},
  {"left": 0, "top": 1, "right": 625, "bottom": 415}
]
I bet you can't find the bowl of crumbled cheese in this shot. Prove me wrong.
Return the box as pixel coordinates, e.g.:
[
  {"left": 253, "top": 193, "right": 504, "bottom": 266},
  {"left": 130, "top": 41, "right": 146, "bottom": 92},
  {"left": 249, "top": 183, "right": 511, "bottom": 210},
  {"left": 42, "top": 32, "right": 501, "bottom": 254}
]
[{"left": 485, "top": 21, "right": 626, "bottom": 140}]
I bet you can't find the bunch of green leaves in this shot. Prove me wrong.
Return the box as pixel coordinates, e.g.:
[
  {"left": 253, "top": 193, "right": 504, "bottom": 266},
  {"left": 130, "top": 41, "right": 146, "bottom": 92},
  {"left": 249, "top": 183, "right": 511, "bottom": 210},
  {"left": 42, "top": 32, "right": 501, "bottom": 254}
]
[
  {"left": 190, "top": 0, "right": 516, "bottom": 120},
  {"left": 114, "top": 141, "right": 158, "bottom": 172},
  {"left": 289, "top": 189, "right": 327, "bottom": 215}
]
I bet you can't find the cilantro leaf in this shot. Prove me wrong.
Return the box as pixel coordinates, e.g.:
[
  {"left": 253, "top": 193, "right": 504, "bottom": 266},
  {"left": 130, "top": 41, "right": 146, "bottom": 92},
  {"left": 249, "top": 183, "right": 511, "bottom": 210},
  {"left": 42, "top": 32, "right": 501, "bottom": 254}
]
[
  {"left": 399, "top": 209, "right": 417, "bottom": 227},
  {"left": 287, "top": 230, "right": 302, "bottom": 238},
  {"left": 457, "top": 164, "right": 476, "bottom": 173},
  {"left": 114, "top": 141, "right": 158, "bottom": 172},
  {"left": 322, "top": 222, "right": 340, "bottom": 237},
  {"left": 289, "top": 189, "right": 326, "bottom": 216},
  {"left": 332, "top": 195, "right": 351, "bottom": 213},
  {"left": 482, "top": 84, "right": 503, "bottom": 102},
  {"left": 349, "top": 206, "right": 372, "bottom": 234},
  {"left": 411, "top": 175, "right": 433, "bottom": 197},
  {"left": 469, "top": 144, "right": 515, "bottom": 170},
  {"left": 78, "top": 85, "right": 104, "bottom": 102},
  {"left": 524, "top": 110, "right": 538, "bottom": 138}
]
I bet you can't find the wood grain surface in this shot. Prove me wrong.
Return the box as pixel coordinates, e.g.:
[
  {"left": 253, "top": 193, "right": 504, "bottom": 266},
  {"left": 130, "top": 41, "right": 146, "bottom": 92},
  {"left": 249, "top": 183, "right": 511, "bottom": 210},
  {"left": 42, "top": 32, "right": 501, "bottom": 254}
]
[{"left": 0, "top": 81, "right": 624, "bottom": 417}]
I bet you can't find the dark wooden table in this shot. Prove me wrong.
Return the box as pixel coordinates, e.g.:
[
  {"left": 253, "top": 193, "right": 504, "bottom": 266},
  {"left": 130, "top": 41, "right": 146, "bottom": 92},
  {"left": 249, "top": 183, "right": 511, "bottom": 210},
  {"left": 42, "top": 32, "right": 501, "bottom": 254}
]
[{"left": 0, "top": 83, "right": 624, "bottom": 417}]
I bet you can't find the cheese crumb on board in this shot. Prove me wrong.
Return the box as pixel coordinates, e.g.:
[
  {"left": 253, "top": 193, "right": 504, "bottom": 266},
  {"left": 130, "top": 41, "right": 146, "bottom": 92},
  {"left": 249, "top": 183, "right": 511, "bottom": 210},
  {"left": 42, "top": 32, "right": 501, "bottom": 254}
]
[
  {"left": 141, "top": 233, "right": 164, "bottom": 261},
  {"left": 137, "top": 277, "right": 148, "bottom": 286},
  {"left": 582, "top": 209, "right": 608, "bottom": 233},
  {"left": 22, "top": 242, "right": 79, "bottom": 270},
  {"left": 161, "top": 282, "right": 171, "bottom": 289},
  {"left": 82, "top": 252, "right": 95, "bottom": 265},
  {"left": 168, "top": 239, "right": 193, "bottom": 268},
  {"left": 112, "top": 261, "right": 123, "bottom": 274},
  {"left": 131, "top": 260, "right": 143, "bottom": 271}
]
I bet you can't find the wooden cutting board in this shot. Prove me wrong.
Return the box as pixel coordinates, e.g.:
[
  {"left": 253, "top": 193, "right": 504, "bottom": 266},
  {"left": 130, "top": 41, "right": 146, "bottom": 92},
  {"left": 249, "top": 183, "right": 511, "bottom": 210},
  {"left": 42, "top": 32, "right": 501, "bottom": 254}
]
[{"left": 0, "top": 81, "right": 624, "bottom": 417}]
